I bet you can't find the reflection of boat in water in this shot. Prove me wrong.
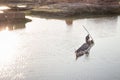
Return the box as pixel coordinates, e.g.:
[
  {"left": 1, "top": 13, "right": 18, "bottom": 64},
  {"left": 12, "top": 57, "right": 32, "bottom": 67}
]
[
  {"left": 65, "top": 19, "right": 73, "bottom": 26},
  {"left": 0, "top": 11, "right": 31, "bottom": 31},
  {"left": 0, "top": 11, "right": 31, "bottom": 22},
  {"left": 0, "top": 21, "right": 26, "bottom": 31},
  {"left": 0, "top": 18, "right": 31, "bottom": 31}
]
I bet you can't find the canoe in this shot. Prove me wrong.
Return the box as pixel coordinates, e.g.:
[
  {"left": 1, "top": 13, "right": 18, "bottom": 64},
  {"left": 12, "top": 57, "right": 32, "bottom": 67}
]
[{"left": 75, "top": 42, "right": 94, "bottom": 59}]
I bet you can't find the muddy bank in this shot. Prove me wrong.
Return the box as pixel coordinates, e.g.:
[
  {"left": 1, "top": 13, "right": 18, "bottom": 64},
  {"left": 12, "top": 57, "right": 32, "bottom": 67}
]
[{"left": 31, "top": 3, "right": 120, "bottom": 17}]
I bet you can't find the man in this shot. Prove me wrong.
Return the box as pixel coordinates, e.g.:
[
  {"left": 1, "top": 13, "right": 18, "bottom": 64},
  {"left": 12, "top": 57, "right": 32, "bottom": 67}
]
[{"left": 75, "top": 34, "right": 94, "bottom": 60}]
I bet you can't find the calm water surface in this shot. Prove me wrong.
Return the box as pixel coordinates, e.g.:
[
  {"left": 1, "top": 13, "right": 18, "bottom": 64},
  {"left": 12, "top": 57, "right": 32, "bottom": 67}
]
[{"left": 0, "top": 15, "right": 120, "bottom": 80}]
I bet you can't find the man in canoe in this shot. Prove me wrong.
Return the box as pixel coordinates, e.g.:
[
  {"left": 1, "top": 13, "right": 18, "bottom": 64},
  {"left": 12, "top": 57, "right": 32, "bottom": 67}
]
[{"left": 75, "top": 34, "right": 94, "bottom": 60}]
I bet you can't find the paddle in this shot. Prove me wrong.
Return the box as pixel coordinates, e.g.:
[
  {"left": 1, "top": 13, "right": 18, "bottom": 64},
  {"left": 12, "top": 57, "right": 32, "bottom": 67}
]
[{"left": 82, "top": 25, "right": 94, "bottom": 40}]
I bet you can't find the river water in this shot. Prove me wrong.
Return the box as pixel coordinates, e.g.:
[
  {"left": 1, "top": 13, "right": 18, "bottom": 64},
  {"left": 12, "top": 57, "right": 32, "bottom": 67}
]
[{"left": 0, "top": 15, "right": 120, "bottom": 80}]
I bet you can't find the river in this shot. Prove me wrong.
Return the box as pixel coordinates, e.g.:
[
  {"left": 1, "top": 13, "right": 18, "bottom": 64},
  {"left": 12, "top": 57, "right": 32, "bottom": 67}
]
[{"left": 0, "top": 15, "right": 120, "bottom": 80}]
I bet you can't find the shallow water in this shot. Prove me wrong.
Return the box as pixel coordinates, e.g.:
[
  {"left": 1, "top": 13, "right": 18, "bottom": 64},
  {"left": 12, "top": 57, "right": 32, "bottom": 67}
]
[{"left": 0, "top": 15, "right": 120, "bottom": 80}]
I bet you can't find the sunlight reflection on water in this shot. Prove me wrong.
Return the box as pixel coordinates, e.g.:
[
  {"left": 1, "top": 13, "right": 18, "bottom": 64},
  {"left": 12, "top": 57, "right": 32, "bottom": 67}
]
[
  {"left": 0, "top": 30, "right": 16, "bottom": 64},
  {"left": 0, "top": 28, "right": 26, "bottom": 80}
]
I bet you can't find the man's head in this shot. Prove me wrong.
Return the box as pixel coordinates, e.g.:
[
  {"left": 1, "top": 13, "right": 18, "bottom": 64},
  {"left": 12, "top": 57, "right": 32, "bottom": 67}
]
[{"left": 86, "top": 34, "right": 90, "bottom": 42}]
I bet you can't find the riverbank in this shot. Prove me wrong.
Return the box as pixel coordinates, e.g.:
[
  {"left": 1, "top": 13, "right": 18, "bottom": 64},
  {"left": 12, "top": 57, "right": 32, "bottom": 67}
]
[{"left": 31, "top": 2, "right": 120, "bottom": 17}]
